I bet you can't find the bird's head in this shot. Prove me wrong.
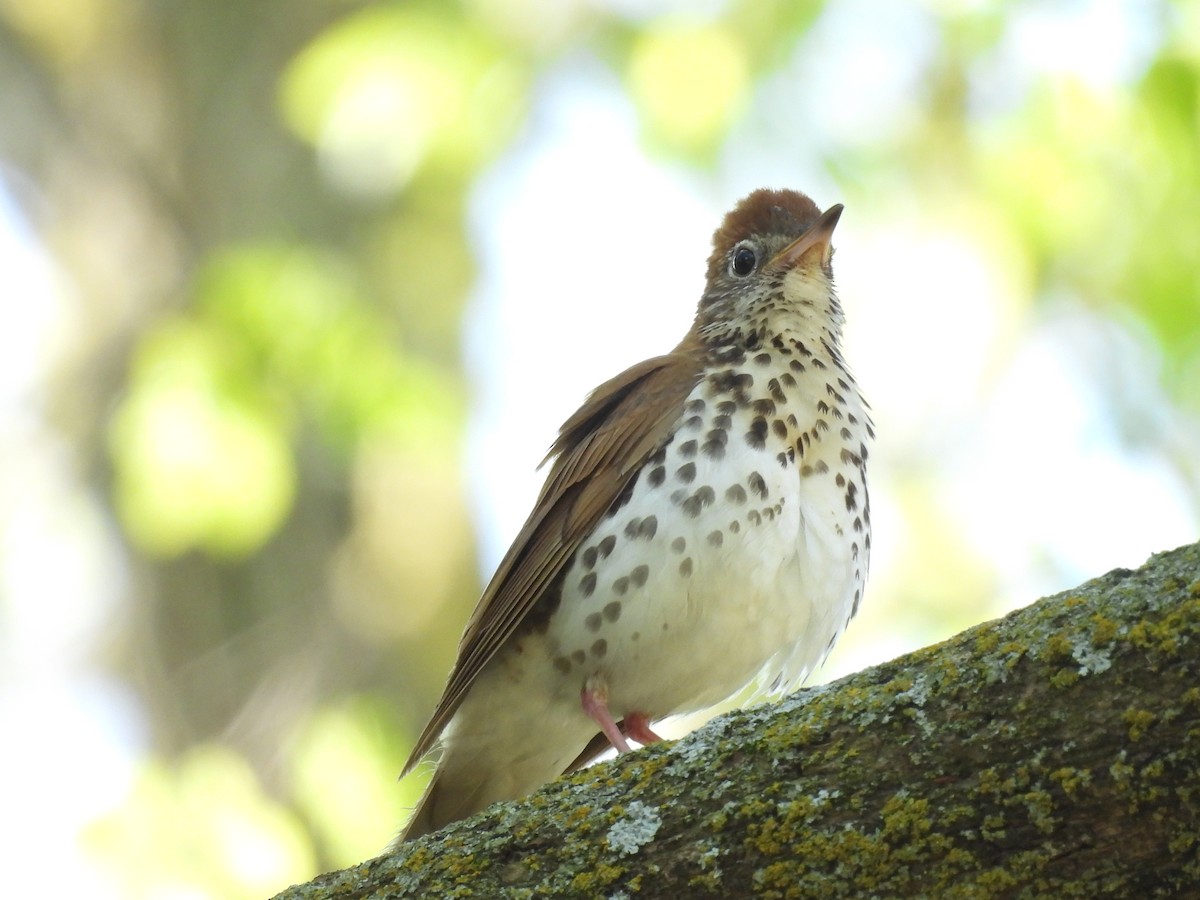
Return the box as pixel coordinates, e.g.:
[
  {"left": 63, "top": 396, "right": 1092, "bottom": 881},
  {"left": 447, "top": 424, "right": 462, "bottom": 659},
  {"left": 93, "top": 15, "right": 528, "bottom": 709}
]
[{"left": 695, "top": 188, "right": 844, "bottom": 345}]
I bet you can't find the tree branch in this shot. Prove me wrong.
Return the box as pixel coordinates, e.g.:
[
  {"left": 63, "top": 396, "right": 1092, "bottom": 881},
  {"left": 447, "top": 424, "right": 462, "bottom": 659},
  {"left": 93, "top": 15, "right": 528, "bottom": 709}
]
[{"left": 275, "top": 542, "right": 1200, "bottom": 898}]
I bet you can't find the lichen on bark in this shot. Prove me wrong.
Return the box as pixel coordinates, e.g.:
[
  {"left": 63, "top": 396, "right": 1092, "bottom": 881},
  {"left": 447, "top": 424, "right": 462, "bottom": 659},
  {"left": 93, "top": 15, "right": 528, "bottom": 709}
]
[{"left": 275, "top": 542, "right": 1200, "bottom": 899}]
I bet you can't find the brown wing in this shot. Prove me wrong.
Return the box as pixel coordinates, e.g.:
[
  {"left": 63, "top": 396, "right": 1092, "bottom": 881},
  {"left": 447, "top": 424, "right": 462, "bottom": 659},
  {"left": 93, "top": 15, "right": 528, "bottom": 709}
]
[{"left": 401, "top": 339, "right": 704, "bottom": 774}]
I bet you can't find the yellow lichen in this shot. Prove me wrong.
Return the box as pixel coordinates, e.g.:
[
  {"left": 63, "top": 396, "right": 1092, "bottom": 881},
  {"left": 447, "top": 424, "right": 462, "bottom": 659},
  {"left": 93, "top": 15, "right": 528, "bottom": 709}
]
[
  {"left": 568, "top": 862, "right": 624, "bottom": 893},
  {"left": 1049, "top": 766, "right": 1091, "bottom": 798},
  {"left": 1123, "top": 708, "right": 1157, "bottom": 741},
  {"left": 1141, "top": 759, "right": 1166, "bottom": 781},
  {"left": 975, "top": 630, "right": 1000, "bottom": 653},
  {"left": 981, "top": 813, "right": 1007, "bottom": 841},
  {"left": 976, "top": 867, "right": 1021, "bottom": 890},
  {"left": 1109, "top": 758, "right": 1134, "bottom": 789},
  {"left": 1043, "top": 632, "right": 1073, "bottom": 661},
  {"left": 1169, "top": 830, "right": 1198, "bottom": 854},
  {"left": 1089, "top": 613, "right": 1118, "bottom": 646},
  {"left": 976, "top": 767, "right": 1002, "bottom": 797},
  {"left": 999, "top": 641, "right": 1027, "bottom": 663},
  {"left": 1021, "top": 789, "right": 1057, "bottom": 834},
  {"left": 1049, "top": 668, "right": 1080, "bottom": 688}
]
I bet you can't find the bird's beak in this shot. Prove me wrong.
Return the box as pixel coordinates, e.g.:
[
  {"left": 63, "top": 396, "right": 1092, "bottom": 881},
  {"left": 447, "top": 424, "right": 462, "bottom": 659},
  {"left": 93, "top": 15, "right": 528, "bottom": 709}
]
[{"left": 771, "top": 203, "right": 844, "bottom": 270}]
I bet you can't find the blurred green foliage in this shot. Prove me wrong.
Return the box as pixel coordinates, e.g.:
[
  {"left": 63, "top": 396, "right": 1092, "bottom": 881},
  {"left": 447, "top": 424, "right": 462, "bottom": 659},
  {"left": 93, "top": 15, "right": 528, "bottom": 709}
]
[
  {"left": 110, "top": 314, "right": 297, "bottom": 557},
  {"left": 1, "top": 0, "right": 1198, "bottom": 896},
  {"left": 280, "top": 4, "right": 530, "bottom": 192},
  {"left": 88, "top": 745, "right": 316, "bottom": 899}
]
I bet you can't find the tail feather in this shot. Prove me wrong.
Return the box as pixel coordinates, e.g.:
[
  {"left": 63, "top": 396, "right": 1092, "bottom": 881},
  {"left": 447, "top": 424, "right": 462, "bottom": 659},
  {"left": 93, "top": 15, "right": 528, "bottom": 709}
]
[
  {"left": 393, "top": 723, "right": 603, "bottom": 844},
  {"left": 394, "top": 770, "right": 452, "bottom": 845},
  {"left": 393, "top": 665, "right": 609, "bottom": 844},
  {"left": 392, "top": 736, "right": 552, "bottom": 845},
  {"left": 394, "top": 756, "right": 531, "bottom": 845}
]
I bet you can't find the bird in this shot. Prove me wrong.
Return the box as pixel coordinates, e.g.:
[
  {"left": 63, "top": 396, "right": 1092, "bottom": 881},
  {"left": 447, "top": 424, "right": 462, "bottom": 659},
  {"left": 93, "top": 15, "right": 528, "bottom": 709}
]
[{"left": 396, "top": 188, "right": 872, "bottom": 842}]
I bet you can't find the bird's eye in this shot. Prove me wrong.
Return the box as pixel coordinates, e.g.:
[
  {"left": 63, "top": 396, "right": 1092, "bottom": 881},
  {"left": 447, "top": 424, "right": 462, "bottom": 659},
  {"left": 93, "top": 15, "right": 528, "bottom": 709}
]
[{"left": 730, "top": 243, "right": 757, "bottom": 277}]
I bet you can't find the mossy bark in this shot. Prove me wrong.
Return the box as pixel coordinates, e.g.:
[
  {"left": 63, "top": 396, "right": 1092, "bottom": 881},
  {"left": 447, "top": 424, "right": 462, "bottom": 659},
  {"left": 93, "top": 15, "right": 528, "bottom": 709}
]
[{"left": 275, "top": 542, "right": 1200, "bottom": 899}]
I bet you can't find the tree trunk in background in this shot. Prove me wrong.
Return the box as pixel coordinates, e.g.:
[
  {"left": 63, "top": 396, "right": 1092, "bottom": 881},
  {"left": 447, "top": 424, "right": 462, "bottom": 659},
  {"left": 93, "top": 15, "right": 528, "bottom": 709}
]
[{"left": 273, "top": 541, "right": 1200, "bottom": 898}]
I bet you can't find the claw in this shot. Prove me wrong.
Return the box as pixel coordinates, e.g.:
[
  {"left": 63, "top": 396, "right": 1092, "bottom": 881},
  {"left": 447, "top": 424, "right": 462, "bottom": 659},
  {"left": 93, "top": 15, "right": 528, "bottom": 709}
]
[{"left": 625, "top": 713, "right": 664, "bottom": 745}]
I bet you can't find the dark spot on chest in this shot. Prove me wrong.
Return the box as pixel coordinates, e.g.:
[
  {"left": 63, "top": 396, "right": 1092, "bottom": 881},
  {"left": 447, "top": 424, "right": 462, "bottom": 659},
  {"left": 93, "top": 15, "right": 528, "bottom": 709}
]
[
  {"left": 746, "top": 417, "right": 768, "bottom": 450},
  {"left": 625, "top": 515, "right": 658, "bottom": 540},
  {"left": 709, "top": 370, "right": 754, "bottom": 394},
  {"left": 751, "top": 398, "right": 777, "bottom": 418},
  {"left": 747, "top": 472, "right": 768, "bottom": 500},
  {"left": 681, "top": 486, "right": 715, "bottom": 517},
  {"left": 702, "top": 428, "right": 728, "bottom": 460}
]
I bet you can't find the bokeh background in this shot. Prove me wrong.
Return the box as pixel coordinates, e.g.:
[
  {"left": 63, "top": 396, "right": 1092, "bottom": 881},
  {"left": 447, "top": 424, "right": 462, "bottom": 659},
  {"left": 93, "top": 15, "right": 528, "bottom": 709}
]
[{"left": 2, "top": 0, "right": 1198, "bottom": 895}]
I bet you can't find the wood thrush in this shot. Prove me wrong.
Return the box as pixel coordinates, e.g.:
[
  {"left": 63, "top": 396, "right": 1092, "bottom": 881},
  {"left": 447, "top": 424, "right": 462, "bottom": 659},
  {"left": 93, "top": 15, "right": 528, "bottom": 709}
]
[{"left": 398, "top": 188, "right": 872, "bottom": 841}]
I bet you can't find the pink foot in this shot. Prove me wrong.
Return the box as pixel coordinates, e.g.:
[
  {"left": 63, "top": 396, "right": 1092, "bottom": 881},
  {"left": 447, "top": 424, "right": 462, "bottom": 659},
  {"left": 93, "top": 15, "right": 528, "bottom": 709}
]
[
  {"left": 581, "top": 677, "right": 631, "bottom": 753},
  {"left": 625, "top": 713, "right": 664, "bottom": 745}
]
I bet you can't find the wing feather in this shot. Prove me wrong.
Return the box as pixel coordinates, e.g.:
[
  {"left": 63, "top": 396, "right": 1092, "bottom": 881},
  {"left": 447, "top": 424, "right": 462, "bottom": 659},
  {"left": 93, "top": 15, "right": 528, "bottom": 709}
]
[{"left": 401, "top": 342, "right": 704, "bottom": 773}]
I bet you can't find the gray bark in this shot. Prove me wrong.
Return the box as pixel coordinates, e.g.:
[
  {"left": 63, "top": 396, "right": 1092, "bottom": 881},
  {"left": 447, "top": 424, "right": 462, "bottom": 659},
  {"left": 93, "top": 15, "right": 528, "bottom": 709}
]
[{"left": 275, "top": 541, "right": 1200, "bottom": 898}]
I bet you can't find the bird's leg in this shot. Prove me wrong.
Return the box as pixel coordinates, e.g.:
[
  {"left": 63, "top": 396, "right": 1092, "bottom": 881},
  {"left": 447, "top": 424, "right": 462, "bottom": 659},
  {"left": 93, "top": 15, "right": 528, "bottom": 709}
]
[
  {"left": 581, "top": 676, "right": 631, "bottom": 753},
  {"left": 624, "top": 712, "right": 664, "bottom": 745}
]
